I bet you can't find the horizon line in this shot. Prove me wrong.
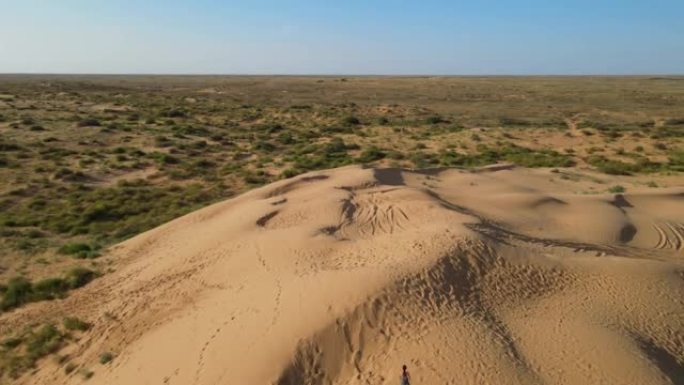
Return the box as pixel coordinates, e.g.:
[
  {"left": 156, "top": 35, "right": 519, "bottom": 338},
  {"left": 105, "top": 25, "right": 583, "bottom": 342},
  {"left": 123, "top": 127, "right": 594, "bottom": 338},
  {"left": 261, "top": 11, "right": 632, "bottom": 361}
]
[{"left": 1, "top": 73, "right": 684, "bottom": 78}]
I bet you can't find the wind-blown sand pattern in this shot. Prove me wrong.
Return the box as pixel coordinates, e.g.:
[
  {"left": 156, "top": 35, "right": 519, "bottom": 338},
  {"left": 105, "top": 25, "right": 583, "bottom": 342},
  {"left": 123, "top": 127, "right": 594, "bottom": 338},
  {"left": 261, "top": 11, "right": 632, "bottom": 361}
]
[{"left": 4, "top": 166, "right": 683, "bottom": 385}]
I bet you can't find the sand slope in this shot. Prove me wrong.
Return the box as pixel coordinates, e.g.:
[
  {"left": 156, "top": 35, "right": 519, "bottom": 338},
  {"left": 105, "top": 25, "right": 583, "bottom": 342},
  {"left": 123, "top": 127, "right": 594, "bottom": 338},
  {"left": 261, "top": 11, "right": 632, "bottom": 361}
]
[{"left": 5, "top": 166, "right": 684, "bottom": 385}]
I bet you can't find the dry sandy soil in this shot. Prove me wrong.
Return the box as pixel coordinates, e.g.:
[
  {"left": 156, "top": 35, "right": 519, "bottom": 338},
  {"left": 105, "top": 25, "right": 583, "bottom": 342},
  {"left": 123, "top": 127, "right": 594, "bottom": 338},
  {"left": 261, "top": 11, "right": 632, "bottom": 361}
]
[{"left": 3, "top": 164, "right": 682, "bottom": 385}]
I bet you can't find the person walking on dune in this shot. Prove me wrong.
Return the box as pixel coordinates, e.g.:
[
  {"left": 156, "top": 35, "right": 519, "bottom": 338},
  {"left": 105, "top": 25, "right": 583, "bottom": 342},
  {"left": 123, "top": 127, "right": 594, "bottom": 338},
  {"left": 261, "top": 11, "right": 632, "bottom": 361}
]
[{"left": 401, "top": 364, "right": 411, "bottom": 385}]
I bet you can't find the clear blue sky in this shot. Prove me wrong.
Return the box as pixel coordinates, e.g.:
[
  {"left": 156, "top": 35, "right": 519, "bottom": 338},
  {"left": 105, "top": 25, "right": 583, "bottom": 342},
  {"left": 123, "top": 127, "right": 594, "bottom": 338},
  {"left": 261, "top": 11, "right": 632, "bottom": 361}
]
[{"left": 1, "top": 0, "right": 683, "bottom": 74}]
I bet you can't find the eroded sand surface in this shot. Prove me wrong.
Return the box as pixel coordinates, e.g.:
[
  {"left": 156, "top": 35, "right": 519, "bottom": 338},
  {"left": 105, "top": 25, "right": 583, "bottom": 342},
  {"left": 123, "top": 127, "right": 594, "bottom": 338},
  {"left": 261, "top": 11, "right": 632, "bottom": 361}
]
[{"left": 7, "top": 166, "right": 684, "bottom": 385}]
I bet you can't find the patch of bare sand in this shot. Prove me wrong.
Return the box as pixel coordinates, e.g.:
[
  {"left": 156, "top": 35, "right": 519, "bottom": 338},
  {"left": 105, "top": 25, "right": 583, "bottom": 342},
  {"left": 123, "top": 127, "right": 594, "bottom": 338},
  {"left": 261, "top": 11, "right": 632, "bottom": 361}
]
[{"left": 4, "top": 165, "right": 683, "bottom": 385}]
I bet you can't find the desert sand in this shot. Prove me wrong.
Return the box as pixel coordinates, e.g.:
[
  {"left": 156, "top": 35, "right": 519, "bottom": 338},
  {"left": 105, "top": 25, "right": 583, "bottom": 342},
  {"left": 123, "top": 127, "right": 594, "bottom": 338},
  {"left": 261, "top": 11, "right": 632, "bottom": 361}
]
[{"left": 4, "top": 165, "right": 684, "bottom": 385}]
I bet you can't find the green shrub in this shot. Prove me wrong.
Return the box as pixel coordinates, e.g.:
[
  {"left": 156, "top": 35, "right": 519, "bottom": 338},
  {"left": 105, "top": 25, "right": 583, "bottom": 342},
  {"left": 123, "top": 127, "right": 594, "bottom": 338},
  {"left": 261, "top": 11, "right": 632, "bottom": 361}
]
[
  {"left": 159, "top": 154, "right": 180, "bottom": 165},
  {"left": 63, "top": 317, "right": 90, "bottom": 332},
  {"left": 357, "top": 147, "right": 386, "bottom": 163},
  {"left": 425, "top": 115, "right": 444, "bottom": 124},
  {"left": 25, "top": 324, "right": 64, "bottom": 360},
  {"left": 276, "top": 132, "right": 296, "bottom": 144},
  {"left": 58, "top": 243, "right": 99, "bottom": 259},
  {"left": 253, "top": 141, "right": 276, "bottom": 152},
  {"left": 243, "top": 172, "right": 268, "bottom": 185},
  {"left": 64, "top": 362, "right": 77, "bottom": 374},
  {"left": 503, "top": 147, "right": 575, "bottom": 168},
  {"left": 0, "top": 323, "right": 70, "bottom": 379},
  {"left": 1, "top": 277, "right": 33, "bottom": 311},
  {"left": 281, "top": 168, "right": 301, "bottom": 178},
  {"left": 1, "top": 337, "right": 22, "bottom": 350},
  {"left": 608, "top": 185, "right": 626, "bottom": 193},
  {"left": 320, "top": 125, "right": 354, "bottom": 134},
  {"left": 32, "top": 278, "right": 69, "bottom": 300},
  {"left": 499, "top": 117, "right": 530, "bottom": 126},
  {"left": 65, "top": 268, "right": 97, "bottom": 289},
  {"left": 80, "top": 368, "right": 94, "bottom": 379},
  {"left": 254, "top": 123, "right": 284, "bottom": 133},
  {"left": 586, "top": 156, "right": 632, "bottom": 175},
  {"left": 160, "top": 108, "right": 187, "bottom": 118},
  {"left": 77, "top": 118, "right": 101, "bottom": 127},
  {"left": 667, "top": 150, "right": 684, "bottom": 171},
  {"left": 20, "top": 116, "right": 35, "bottom": 125},
  {"left": 437, "top": 145, "right": 573, "bottom": 169},
  {"left": 0, "top": 268, "right": 97, "bottom": 312},
  {"left": 342, "top": 116, "right": 360, "bottom": 126},
  {"left": 324, "top": 138, "right": 357, "bottom": 155},
  {"left": 586, "top": 155, "right": 662, "bottom": 175},
  {"left": 99, "top": 352, "right": 114, "bottom": 364},
  {"left": 411, "top": 151, "right": 440, "bottom": 168},
  {"left": 664, "top": 118, "right": 684, "bottom": 125}
]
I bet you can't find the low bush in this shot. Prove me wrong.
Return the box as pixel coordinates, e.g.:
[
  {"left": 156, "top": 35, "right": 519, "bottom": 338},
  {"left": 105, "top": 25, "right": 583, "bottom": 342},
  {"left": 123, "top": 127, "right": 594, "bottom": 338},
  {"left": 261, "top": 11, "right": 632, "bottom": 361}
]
[
  {"left": 77, "top": 118, "right": 101, "bottom": 127},
  {"left": 586, "top": 155, "right": 662, "bottom": 175},
  {"left": 664, "top": 118, "right": 684, "bottom": 125},
  {"left": 0, "top": 323, "right": 68, "bottom": 379},
  {"left": 58, "top": 243, "right": 99, "bottom": 259},
  {"left": 99, "top": 352, "right": 114, "bottom": 364},
  {"left": 357, "top": 147, "right": 386, "bottom": 163},
  {"left": 32, "top": 278, "right": 70, "bottom": 300},
  {"left": 65, "top": 268, "right": 98, "bottom": 289},
  {"left": 63, "top": 317, "right": 90, "bottom": 332},
  {"left": 667, "top": 150, "right": 684, "bottom": 171},
  {"left": 342, "top": 116, "right": 361, "bottom": 126},
  {"left": 160, "top": 108, "right": 187, "bottom": 118},
  {"left": 586, "top": 156, "right": 635, "bottom": 175},
  {"left": 437, "top": 145, "right": 574, "bottom": 169},
  {"left": 281, "top": 168, "right": 301, "bottom": 178},
  {"left": 411, "top": 151, "right": 440, "bottom": 168},
  {"left": 276, "top": 132, "right": 296, "bottom": 145},
  {"left": 499, "top": 117, "right": 531, "bottom": 126},
  {"left": 25, "top": 324, "right": 63, "bottom": 361},
  {"left": 608, "top": 185, "right": 626, "bottom": 193},
  {"left": 0, "top": 277, "right": 33, "bottom": 311},
  {"left": 0, "top": 268, "right": 98, "bottom": 312},
  {"left": 425, "top": 115, "right": 444, "bottom": 125}
]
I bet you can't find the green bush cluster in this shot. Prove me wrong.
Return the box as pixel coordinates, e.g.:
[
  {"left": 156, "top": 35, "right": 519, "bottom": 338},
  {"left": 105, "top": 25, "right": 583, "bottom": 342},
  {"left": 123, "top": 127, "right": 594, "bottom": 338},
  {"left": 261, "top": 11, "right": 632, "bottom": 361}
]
[
  {"left": 357, "top": 147, "right": 387, "bottom": 163},
  {"left": 1, "top": 180, "right": 225, "bottom": 246},
  {"left": 608, "top": 185, "right": 626, "bottom": 193},
  {"left": 58, "top": 242, "right": 100, "bottom": 259},
  {"left": 425, "top": 115, "right": 445, "bottom": 124},
  {"left": 586, "top": 155, "right": 662, "bottom": 175},
  {"left": 668, "top": 150, "right": 684, "bottom": 171},
  {"left": 436, "top": 145, "right": 574, "bottom": 168},
  {"left": 0, "top": 324, "right": 64, "bottom": 378},
  {"left": 664, "top": 118, "right": 684, "bottom": 125},
  {"left": 159, "top": 108, "right": 187, "bottom": 118},
  {"left": 285, "top": 138, "right": 359, "bottom": 173},
  {"left": 0, "top": 268, "right": 98, "bottom": 312},
  {"left": 76, "top": 118, "right": 101, "bottom": 127},
  {"left": 63, "top": 317, "right": 91, "bottom": 332},
  {"left": 0, "top": 319, "right": 89, "bottom": 380}
]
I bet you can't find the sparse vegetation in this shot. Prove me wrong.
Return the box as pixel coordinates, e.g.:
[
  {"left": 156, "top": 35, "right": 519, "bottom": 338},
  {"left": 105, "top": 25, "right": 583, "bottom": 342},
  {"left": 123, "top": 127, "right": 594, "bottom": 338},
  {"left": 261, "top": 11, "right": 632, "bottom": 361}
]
[
  {"left": 99, "top": 352, "right": 114, "bottom": 365},
  {"left": 0, "top": 76, "right": 681, "bottom": 337},
  {"left": 58, "top": 242, "right": 100, "bottom": 259},
  {"left": 63, "top": 317, "right": 91, "bottom": 332},
  {"left": 0, "top": 323, "right": 68, "bottom": 379},
  {"left": 0, "top": 268, "right": 98, "bottom": 312},
  {"left": 608, "top": 185, "right": 626, "bottom": 193}
]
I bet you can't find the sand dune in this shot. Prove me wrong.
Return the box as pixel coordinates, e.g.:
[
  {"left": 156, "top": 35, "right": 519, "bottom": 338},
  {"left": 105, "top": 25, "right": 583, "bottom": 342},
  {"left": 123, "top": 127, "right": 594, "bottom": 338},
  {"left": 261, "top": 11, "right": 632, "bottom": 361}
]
[{"left": 5, "top": 166, "right": 684, "bottom": 385}]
